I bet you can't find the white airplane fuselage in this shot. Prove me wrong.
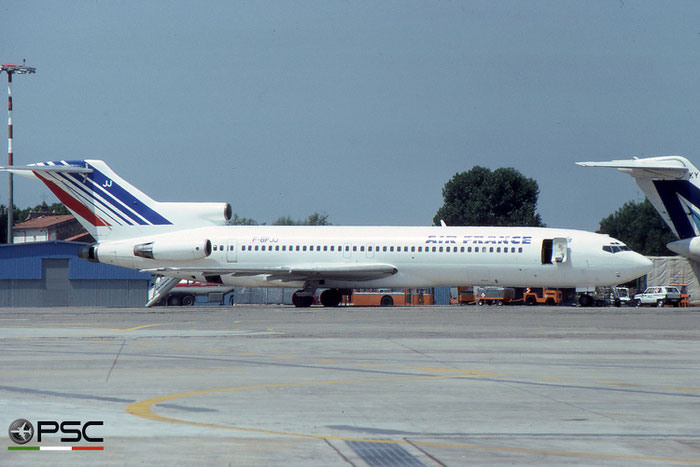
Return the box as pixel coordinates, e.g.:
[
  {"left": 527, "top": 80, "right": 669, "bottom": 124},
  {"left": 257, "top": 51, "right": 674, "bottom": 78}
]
[{"left": 90, "top": 224, "right": 652, "bottom": 289}]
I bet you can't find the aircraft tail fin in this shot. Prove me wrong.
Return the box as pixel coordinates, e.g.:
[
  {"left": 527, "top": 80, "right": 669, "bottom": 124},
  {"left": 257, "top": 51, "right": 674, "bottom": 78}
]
[
  {"left": 577, "top": 156, "right": 700, "bottom": 239},
  {"left": 1, "top": 160, "right": 232, "bottom": 241}
]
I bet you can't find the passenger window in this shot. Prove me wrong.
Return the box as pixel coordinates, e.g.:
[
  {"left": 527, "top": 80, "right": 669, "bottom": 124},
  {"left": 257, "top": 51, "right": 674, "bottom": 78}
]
[
  {"left": 331, "top": 246, "right": 335, "bottom": 251},
  {"left": 475, "top": 247, "right": 479, "bottom": 252},
  {"left": 295, "top": 245, "right": 300, "bottom": 251},
  {"left": 489, "top": 247, "right": 494, "bottom": 253},
  {"left": 411, "top": 246, "right": 415, "bottom": 252},
  {"left": 418, "top": 247, "right": 423, "bottom": 252},
  {"left": 345, "top": 246, "right": 350, "bottom": 251},
  {"left": 353, "top": 246, "right": 357, "bottom": 252},
  {"left": 369, "top": 246, "right": 373, "bottom": 252},
  {"left": 446, "top": 247, "right": 450, "bottom": 252},
  {"left": 360, "top": 246, "right": 365, "bottom": 252},
  {"left": 439, "top": 247, "right": 443, "bottom": 252},
  {"left": 323, "top": 246, "right": 328, "bottom": 251},
  {"left": 497, "top": 247, "right": 501, "bottom": 253},
  {"left": 432, "top": 247, "right": 437, "bottom": 252},
  {"left": 461, "top": 247, "right": 465, "bottom": 253},
  {"left": 390, "top": 247, "right": 394, "bottom": 252},
  {"left": 303, "top": 246, "right": 307, "bottom": 251},
  {"left": 255, "top": 245, "right": 259, "bottom": 251},
  {"left": 383, "top": 246, "right": 388, "bottom": 252}
]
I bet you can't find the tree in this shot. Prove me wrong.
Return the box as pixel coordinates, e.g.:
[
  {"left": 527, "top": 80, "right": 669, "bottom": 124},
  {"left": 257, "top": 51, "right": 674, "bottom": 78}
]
[
  {"left": 433, "top": 166, "right": 544, "bottom": 227},
  {"left": 599, "top": 199, "right": 677, "bottom": 256},
  {"left": 273, "top": 212, "right": 330, "bottom": 225},
  {"left": 229, "top": 213, "right": 258, "bottom": 225}
]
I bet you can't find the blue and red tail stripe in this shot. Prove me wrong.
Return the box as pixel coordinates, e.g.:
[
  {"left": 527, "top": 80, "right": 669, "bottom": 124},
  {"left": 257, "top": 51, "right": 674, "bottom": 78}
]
[{"left": 32, "top": 161, "right": 172, "bottom": 227}]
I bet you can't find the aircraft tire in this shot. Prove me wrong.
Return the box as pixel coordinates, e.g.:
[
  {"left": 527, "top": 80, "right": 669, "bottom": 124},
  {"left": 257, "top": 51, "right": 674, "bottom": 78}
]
[
  {"left": 320, "top": 289, "right": 342, "bottom": 307},
  {"left": 292, "top": 292, "right": 313, "bottom": 308}
]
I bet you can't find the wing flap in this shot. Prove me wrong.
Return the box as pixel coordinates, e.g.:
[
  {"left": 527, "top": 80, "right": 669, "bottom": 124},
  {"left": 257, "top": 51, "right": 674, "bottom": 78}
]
[{"left": 141, "top": 263, "right": 398, "bottom": 282}]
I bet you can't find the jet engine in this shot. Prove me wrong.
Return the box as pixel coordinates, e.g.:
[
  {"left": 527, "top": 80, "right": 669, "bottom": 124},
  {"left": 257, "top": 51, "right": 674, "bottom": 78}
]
[{"left": 133, "top": 239, "right": 212, "bottom": 261}]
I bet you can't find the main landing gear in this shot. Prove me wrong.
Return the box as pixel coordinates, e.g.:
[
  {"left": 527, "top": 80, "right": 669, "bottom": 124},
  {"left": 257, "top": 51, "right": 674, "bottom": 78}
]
[{"left": 292, "top": 288, "right": 348, "bottom": 308}]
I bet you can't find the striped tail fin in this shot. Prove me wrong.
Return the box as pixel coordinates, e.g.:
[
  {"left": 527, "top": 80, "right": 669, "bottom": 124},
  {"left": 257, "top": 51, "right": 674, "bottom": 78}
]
[
  {"left": 2, "top": 160, "right": 232, "bottom": 241},
  {"left": 577, "top": 156, "right": 700, "bottom": 239}
]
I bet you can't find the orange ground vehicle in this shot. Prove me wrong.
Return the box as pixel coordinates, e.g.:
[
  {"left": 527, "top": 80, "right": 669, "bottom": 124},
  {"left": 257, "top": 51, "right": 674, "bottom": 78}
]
[
  {"left": 523, "top": 287, "right": 561, "bottom": 306},
  {"left": 451, "top": 287, "right": 475, "bottom": 305},
  {"left": 670, "top": 284, "right": 690, "bottom": 307},
  {"left": 349, "top": 289, "right": 434, "bottom": 306}
]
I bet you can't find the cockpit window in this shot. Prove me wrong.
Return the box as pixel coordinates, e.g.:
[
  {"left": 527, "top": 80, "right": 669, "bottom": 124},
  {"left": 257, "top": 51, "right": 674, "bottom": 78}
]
[{"left": 603, "top": 244, "right": 631, "bottom": 253}]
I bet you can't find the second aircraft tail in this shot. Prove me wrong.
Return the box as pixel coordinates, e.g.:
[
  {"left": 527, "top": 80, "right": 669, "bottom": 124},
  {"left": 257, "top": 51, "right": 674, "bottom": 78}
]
[{"left": 577, "top": 156, "right": 700, "bottom": 240}]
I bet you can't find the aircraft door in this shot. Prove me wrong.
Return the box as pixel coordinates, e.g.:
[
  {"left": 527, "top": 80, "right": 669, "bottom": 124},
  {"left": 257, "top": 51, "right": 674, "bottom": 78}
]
[
  {"left": 226, "top": 241, "right": 238, "bottom": 263},
  {"left": 541, "top": 238, "right": 568, "bottom": 264},
  {"left": 552, "top": 237, "right": 568, "bottom": 263}
]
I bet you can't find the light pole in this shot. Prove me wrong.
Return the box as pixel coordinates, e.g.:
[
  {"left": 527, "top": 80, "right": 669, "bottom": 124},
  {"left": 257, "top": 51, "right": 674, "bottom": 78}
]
[{"left": 0, "top": 62, "right": 36, "bottom": 244}]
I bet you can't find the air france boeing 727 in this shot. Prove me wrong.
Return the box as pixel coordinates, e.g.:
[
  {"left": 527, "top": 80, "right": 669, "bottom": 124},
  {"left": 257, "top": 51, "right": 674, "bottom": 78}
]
[{"left": 3, "top": 160, "right": 651, "bottom": 307}]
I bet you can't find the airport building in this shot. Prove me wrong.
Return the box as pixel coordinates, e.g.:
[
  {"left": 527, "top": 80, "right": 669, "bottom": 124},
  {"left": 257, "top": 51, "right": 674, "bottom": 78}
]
[{"left": 0, "top": 241, "right": 150, "bottom": 307}]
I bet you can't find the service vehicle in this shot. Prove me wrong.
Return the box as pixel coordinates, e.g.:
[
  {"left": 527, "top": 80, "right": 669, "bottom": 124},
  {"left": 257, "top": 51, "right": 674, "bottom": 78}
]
[
  {"left": 632, "top": 286, "right": 682, "bottom": 307},
  {"left": 523, "top": 287, "right": 561, "bottom": 306},
  {"left": 350, "top": 289, "right": 433, "bottom": 306},
  {"left": 450, "top": 286, "right": 475, "bottom": 305},
  {"left": 473, "top": 286, "right": 515, "bottom": 306},
  {"left": 670, "top": 283, "right": 690, "bottom": 307}
]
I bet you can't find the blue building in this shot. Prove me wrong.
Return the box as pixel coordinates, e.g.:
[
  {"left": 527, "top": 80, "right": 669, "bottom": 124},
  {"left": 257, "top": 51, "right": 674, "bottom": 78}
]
[{"left": 0, "top": 241, "right": 150, "bottom": 307}]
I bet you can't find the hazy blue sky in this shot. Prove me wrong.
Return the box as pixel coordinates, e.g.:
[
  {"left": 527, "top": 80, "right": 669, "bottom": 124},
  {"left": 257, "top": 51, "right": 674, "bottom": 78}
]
[{"left": 2, "top": 1, "right": 700, "bottom": 230}]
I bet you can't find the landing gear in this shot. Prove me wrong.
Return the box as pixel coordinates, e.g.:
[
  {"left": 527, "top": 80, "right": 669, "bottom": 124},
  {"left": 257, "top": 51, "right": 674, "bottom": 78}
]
[
  {"left": 292, "top": 292, "right": 314, "bottom": 308},
  {"left": 578, "top": 294, "right": 593, "bottom": 307},
  {"left": 320, "top": 289, "right": 342, "bottom": 307}
]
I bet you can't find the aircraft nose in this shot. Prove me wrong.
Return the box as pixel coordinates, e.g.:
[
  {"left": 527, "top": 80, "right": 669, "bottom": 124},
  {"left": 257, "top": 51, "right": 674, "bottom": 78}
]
[{"left": 623, "top": 252, "right": 652, "bottom": 280}]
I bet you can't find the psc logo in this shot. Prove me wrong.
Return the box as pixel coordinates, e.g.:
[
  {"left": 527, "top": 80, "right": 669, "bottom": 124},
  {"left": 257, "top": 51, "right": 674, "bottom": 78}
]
[{"left": 8, "top": 419, "right": 103, "bottom": 444}]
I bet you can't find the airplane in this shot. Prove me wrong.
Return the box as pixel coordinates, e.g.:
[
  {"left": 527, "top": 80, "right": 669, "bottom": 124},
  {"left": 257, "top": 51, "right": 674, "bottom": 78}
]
[
  {"left": 2, "top": 160, "right": 652, "bottom": 307},
  {"left": 577, "top": 155, "right": 700, "bottom": 261}
]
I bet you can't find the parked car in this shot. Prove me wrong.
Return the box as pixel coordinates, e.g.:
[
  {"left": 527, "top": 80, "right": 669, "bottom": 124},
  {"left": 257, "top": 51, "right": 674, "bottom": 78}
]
[{"left": 632, "top": 286, "right": 682, "bottom": 307}]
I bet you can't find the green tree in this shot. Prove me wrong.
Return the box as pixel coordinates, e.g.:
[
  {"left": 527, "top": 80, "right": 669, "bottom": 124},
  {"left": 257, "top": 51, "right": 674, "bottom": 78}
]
[
  {"left": 433, "top": 166, "right": 544, "bottom": 226},
  {"left": 229, "top": 213, "right": 258, "bottom": 225},
  {"left": 273, "top": 212, "right": 330, "bottom": 225},
  {"left": 599, "top": 199, "right": 676, "bottom": 256}
]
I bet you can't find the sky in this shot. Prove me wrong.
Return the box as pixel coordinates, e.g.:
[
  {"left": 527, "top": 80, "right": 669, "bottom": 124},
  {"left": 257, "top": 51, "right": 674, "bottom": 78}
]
[{"left": 2, "top": 0, "right": 700, "bottom": 230}]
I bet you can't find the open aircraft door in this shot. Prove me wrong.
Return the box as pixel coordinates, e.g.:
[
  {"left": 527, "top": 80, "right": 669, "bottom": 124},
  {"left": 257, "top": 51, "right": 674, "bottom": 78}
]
[
  {"left": 541, "top": 237, "right": 569, "bottom": 264},
  {"left": 552, "top": 237, "right": 568, "bottom": 263},
  {"left": 226, "top": 241, "right": 238, "bottom": 263}
]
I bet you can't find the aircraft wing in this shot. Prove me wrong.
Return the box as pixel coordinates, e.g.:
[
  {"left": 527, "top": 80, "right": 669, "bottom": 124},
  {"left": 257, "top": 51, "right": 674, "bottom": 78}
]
[
  {"left": 576, "top": 158, "right": 689, "bottom": 179},
  {"left": 141, "top": 263, "right": 399, "bottom": 282}
]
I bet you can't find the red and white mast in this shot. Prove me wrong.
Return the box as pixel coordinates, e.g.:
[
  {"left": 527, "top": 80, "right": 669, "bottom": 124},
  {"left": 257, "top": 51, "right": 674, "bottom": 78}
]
[{"left": 0, "top": 62, "right": 36, "bottom": 243}]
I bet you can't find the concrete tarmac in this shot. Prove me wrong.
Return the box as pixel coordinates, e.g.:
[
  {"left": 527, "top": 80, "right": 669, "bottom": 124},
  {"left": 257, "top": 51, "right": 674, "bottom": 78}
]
[{"left": 1, "top": 305, "right": 700, "bottom": 465}]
